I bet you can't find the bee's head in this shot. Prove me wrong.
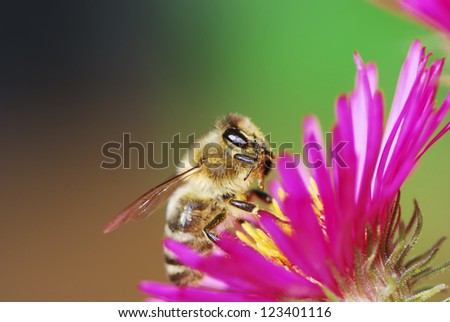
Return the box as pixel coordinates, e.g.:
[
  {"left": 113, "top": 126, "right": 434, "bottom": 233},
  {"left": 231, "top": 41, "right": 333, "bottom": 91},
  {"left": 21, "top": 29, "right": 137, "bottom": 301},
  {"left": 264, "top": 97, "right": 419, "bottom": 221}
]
[{"left": 217, "top": 114, "right": 273, "bottom": 187}]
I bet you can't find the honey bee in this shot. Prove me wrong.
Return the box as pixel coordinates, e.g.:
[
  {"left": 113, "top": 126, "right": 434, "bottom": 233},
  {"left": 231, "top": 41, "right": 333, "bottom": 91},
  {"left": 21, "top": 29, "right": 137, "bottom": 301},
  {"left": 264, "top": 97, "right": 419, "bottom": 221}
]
[{"left": 104, "top": 114, "right": 273, "bottom": 285}]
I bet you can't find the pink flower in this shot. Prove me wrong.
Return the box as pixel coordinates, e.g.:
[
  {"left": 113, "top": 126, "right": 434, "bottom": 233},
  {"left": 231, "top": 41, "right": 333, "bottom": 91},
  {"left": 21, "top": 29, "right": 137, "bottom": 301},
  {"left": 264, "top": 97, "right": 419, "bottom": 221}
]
[
  {"left": 140, "top": 40, "right": 450, "bottom": 301},
  {"left": 401, "top": 0, "right": 450, "bottom": 36}
]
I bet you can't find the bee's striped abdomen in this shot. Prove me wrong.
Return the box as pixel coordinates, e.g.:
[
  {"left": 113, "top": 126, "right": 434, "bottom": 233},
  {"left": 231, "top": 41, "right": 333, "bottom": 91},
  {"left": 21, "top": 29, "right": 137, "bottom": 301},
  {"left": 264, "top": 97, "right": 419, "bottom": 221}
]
[{"left": 164, "top": 195, "right": 222, "bottom": 286}]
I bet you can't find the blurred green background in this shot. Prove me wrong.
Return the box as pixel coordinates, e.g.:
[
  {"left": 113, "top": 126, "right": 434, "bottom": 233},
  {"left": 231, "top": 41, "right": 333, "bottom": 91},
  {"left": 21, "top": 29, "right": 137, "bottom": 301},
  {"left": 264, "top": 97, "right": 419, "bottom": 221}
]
[{"left": 0, "top": 0, "right": 448, "bottom": 301}]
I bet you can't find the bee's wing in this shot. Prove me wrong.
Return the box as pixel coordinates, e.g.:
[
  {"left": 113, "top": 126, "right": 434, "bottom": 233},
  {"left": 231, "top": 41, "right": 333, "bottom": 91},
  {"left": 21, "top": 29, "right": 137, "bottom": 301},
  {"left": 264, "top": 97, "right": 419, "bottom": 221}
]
[{"left": 103, "top": 165, "right": 201, "bottom": 234}]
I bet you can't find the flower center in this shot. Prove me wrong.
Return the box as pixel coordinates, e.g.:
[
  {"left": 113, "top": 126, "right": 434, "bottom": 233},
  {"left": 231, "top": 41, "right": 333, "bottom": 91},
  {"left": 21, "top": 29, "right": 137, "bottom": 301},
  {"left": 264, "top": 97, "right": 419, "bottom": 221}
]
[{"left": 236, "top": 178, "right": 324, "bottom": 269}]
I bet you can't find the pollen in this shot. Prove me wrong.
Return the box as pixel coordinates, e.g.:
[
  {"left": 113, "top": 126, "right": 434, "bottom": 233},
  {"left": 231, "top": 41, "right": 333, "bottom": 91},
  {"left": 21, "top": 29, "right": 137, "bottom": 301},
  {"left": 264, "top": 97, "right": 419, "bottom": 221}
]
[
  {"left": 277, "top": 188, "right": 287, "bottom": 202},
  {"left": 235, "top": 178, "right": 330, "bottom": 270},
  {"left": 236, "top": 222, "right": 291, "bottom": 267},
  {"left": 308, "top": 177, "right": 325, "bottom": 226},
  {"left": 270, "top": 199, "right": 292, "bottom": 235}
]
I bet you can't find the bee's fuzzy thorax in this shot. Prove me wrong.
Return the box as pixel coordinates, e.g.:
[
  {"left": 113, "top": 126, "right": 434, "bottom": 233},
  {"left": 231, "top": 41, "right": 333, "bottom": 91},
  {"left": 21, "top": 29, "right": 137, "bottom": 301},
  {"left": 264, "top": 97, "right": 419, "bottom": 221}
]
[{"left": 164, "top": 113, "right": 271, "bottom": 285}]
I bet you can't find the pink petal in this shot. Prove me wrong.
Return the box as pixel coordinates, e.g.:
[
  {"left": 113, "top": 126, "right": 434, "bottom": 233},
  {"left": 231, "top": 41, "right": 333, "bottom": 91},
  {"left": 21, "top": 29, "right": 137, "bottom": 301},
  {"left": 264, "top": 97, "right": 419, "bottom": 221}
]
[
  {"left": 402, "top": 0, "right": 450, "bottom": 35},
  {"left": 351, "top": 53, "right": 372, "bottom": 198},
  {"left": 164, "top": 238, "right": 323, "bottom": 299},
  {"left": 381, "top": 40, "right": 423, "bottom": 159},
  {"left": 259, "top": 210, "right": 340, "bottom": 295},
  {"left": 139, "top": 281, "right": 273, "bottom": 302},
  {"left": 417, "top": 121, "right": 450, "bottom": 160},
  {"left": 276, "top": 154, "right": 308, "bottom": 198},
  {"left": 302, "top": 116, "right": 335, "bottom": 216}
]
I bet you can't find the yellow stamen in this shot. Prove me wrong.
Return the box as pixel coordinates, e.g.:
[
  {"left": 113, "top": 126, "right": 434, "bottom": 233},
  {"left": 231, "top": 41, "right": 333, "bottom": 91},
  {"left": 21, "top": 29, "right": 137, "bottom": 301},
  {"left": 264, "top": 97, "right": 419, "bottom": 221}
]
[
  {"left": 277, "top": 188, "right": 287, "bottom": 202},
  {"left": 270, "top": 199, "right": 292, "bottom": 235},
  {"left": 237, "top": 222, "right": 290, "bottom": 267},
  {"left": 308, "top": 177, "right": 325, "bottom": 224},
  {"left": 236, "top": 177, "right": 327, "bottom": 269},
  {"left": 270, "top": 198, "right": 288, "bottom": 221}
]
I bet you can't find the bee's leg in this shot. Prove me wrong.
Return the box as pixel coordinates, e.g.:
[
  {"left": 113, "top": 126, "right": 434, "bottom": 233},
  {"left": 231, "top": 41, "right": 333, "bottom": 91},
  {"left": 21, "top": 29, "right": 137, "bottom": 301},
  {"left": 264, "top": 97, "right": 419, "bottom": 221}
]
[
  {"left": 246, "top": 189, "right": 272, "bottom": 204},
  {"left": 233, "top": 153, "right": 257, "bottom": 164},
  {"left": 229, "top": 199, "right": 258, "bottom": 214},
  {"left": 243, "top": 165, "right": 255, "bottom": 181},
  {"left": 203, "top": 211, "right": 227, "bottom": 243},
  {"left": 233, "top": 154, "right": 258, "bottom": 181},
  {"left": 234, "top": 192, "right": 290, "bottom": 225}
]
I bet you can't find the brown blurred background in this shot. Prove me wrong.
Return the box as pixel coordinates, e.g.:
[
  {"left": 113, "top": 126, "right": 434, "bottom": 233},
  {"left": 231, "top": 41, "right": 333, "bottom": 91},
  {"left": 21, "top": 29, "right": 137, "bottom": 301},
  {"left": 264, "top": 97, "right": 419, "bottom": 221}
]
[{"left": 1, "top": 1, "right": 449, "bottom": 301}]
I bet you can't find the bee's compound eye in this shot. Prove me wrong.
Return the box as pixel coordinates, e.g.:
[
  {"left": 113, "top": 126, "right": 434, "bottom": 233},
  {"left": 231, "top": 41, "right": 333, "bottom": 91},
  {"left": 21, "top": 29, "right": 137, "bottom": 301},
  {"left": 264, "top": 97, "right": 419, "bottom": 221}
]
[{"left": 222, "top": 127, "right": 249, "bottom": 148}]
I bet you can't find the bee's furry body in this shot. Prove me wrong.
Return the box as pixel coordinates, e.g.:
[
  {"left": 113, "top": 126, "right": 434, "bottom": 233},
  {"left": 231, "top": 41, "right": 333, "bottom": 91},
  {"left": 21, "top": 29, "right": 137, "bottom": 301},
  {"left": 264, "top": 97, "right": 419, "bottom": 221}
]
[
  {"left": 163, "top": 114, "right": 269, "bottom": 285},
  {"left": 104, "top": 114, "right": 270, "bottom": 286}
]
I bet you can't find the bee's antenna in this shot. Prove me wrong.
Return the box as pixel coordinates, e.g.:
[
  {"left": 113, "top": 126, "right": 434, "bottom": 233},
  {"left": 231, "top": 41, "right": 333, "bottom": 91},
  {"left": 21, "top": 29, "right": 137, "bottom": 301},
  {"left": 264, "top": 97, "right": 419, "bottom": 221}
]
[{"left": 243, "top": 165, "right": 255, "bottom": 181}]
